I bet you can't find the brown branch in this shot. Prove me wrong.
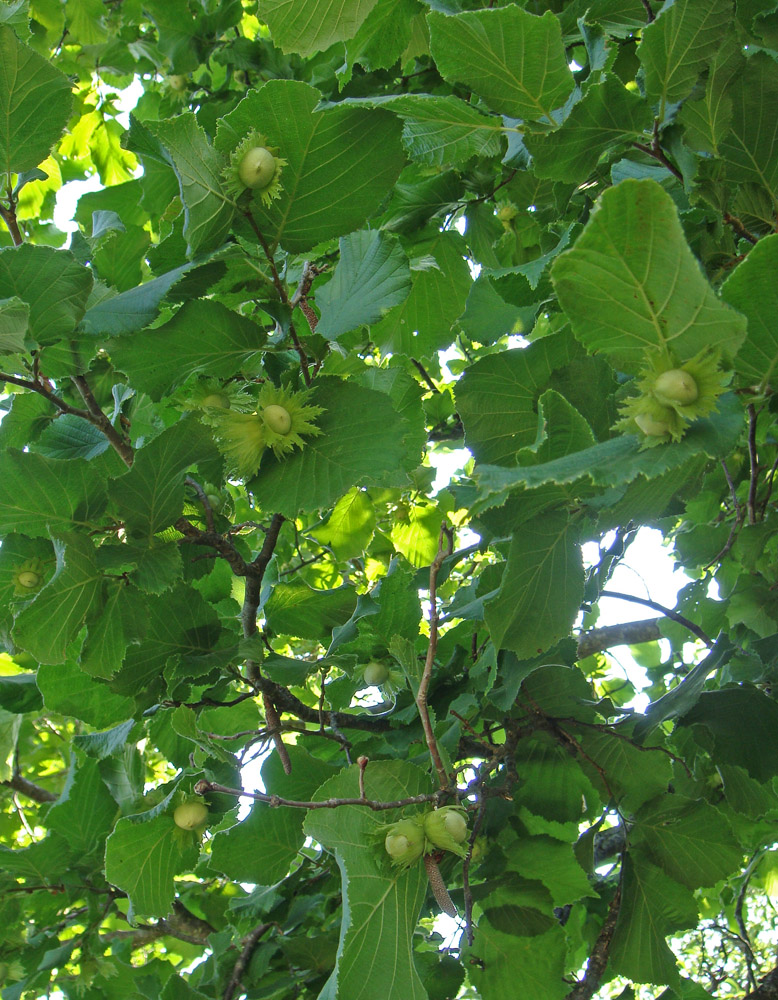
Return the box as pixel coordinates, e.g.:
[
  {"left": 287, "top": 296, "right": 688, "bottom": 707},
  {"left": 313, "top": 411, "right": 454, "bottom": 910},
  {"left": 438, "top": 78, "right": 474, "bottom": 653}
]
[
  {"left": 71, "top": 375, "right": 134, "bottom": 467},
  {"left": 243, "top": 210, "right": 311, "bottom": 384},
  {"left": 576, "top": 618, "right": 662, "bottom": 658},
  {"left": 417, "top": 523, "right": 454, "bottom": 790},
  {"left": 639, "top": 0, "right": 655, "bottom": 21},
  {"left": 564, "top": 882, "right": 622, "bottom": 1000},
  {"left": 193, "top": 779, "right": 442, "bottom": 812},
  {"left": 723, "top": 212, "right": 759, "bottom": 246},
  {"left": 185, "top": 476, "right": 215, "bottom": 532},
  {"left": 224, "top": 923, "right": 273, "bottom": 1000},
  {"left": 0, "top": 187, "right": 23, "bottom": 245},
  {"left": 241, "top": 514, "right": 291, "bottom": 773},
  {"left": 1, "top": 773, "right": 57, "bottom": 803},
  {"left": 599, "top": 590, "right": 713, "bottom": 647},
  {"left": 103, "top": 902, "right": 214, "bottom": 948},
  {"left": 0, "top": 371, "right": 91, "bottom": 419},
  {"left": 742, "top": 967, "right": 778, "bottom": 1000},
  {"left": 411, "top": 359, "right": 439, "bottom": 395},
  {"left": 175, "top": 517, "right": 249, "bottom": 577}
]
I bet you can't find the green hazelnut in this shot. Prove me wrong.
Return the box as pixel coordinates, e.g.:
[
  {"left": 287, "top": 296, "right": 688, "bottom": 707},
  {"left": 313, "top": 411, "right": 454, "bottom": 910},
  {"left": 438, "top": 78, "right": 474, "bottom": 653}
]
[
  {"left": 423, "top": 806, "right": 468, "bottom": 857},
  {"left": 262, "top": 403, "right": 292, "bottom": 436},
  {"left": 201, "top": 392, "right": 231, "bottom": 409},
  {"left": 653, "top": 369, "right": 699, "bottom": 407},
  {"left": 238, "top": 146, "right": 277, "bottom": 191},
  {"left": 16, "top": 571, "right": 42, "bottom": 589},
  {"left": 173, "top": 801, "right": 208, "bottom": 830},
  {"left": 363, "top": 661, "right": 390, "bottom": 686},
  {"left": 634, "top": 411, "right": 672, "bottom": 437},
  {"left": 384, "top": 817, "right": 425, "bottom": 869}
]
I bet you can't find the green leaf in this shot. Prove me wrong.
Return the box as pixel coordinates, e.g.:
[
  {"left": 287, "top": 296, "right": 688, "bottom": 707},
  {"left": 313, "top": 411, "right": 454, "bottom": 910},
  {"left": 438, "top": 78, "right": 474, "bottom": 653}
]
[
  {"left": 80, "top": 580, "right": 148, "bottom": 678},
  {"left": 551, "top": 180, "right": 747, "bottom": 371},
  {"left": 428, "top": 7, "right": 574, "bottom": 121},
  {"left": 265, "top": 582, "right": 357, "bottom": 641},
  {"left": 247, "top": 378, "right": 416, "bottom": 517},
  {"left": 637, "top": 0, "right": 732, "bottom": 109},
  {"left": 258, "top": 0, "right": 379, "bottom": 56},
  {"left": 303, "top": 760, "right": 432, "bottom": 1000},
  {"left": 634, "top": 797, "right": 742, "bottom": 889},
  {"left": 109, "top": 583, "right": 224, "bottom": 701},
  {"left": 609, "top": 855, "right": 698, "bottom": 986},
  {"left": 310, "top": 488, "right": 376, "bottom": 560},
  {"left": 109, "top": 298, "right": 266, "bottom": 399},
  {"left": 718, "top": 53, "right": 778, "bottom": 206},
  {"left": 12, "top": 533, "right": 102, "bottom": 664},
  {"left": 0, "top": 245, "right": 92, "bottom": 345},
  {"left": 104, "top": 813, "right": 201, "bottom": 918},
  {"left": 138, "top": 113, "right": 235, "bottom": 256},
  {"left": 502, "top": 835, "right": 596, "bottom": 907},
  {"left": 576, "top": 728, "right": 673, "bottom": 812},
  {"left": 0, "top": 707, "right": 20, "bottom": 782},
  {"left": 463, "top": 922, "right": 568, "bottom": 1000},
  {"left": 371, "top": 231, "right": 471, "bottom": 358},
  {"left": 316, "top": 230, "right": 411, "bottom": 341},
  {"left": 108, "top": 419, "right": 216, "bottom": 540},
  {"left": 46, "top": 757, "right": 118, "bottom": 855},
  {"left": 0, "top": 24, "right": 72, "bottom": 175},
  {"left": 721, "top": 234, "right": 778, "bottom": 387},
  {"left": 376, "top": 94, "right": 503, "bottom": 167},
  {"left": 455, "top": 334, "right": 583, "bottom": 465},
  {"left": 342, "top": 0, "right": 423, "bottom": 84},
  {"left": 459, "top": 276, "right": 525, "bottom": 345},
  {"left": 36, "top": 660, "right": 134, "bottom": 728},
  {"left": 81, "top": 262, "right": 197, "bottom": 337},
  {"left": 216, "top": 81, "right": 405, "bottom": 253},
  {"left": 526, "top": 76, "right": 652, "bottom": 183},
  {"left": 210, "top": 746, "right": 335, "bottom": 883},
  {"left": 485, "top": 511, "right": 583, "bottom": 658},
  {"left": 678, "top": 40, "right": 742, "bottom": 155},
  {"left": 0, "top": 295, "right": 29, "bottom": 354},
  {"left": 678, "top": 687, "right": 778, "bottom": 782},
  {"left": 474, "top": 393, "right": 743, "bottom": 497},
  {"left": 35, "top": 414, "right": 110, "bottom": 460}
]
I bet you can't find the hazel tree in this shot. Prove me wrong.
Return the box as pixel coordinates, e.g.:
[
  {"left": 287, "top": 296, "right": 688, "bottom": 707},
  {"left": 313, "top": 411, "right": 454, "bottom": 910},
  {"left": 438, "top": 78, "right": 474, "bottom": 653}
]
[{"left": 1, "top": 2, "right": 778, "bottom": 999}]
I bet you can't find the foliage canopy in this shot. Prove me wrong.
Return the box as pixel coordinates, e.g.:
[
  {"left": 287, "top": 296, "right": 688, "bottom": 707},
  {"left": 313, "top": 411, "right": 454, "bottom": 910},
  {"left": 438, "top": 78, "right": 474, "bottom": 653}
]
[{"left": 1, "top": 1, "right": 778, "bottom": 999}]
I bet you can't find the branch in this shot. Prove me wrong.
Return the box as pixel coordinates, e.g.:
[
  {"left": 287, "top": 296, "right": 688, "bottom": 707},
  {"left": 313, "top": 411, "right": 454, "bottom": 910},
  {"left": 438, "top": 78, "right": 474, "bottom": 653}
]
[
  {"left": 747, "top": 404, "right": 759, "bottom": 525},
  {"left": 241, "top": 514, "right": 291, "bottom": 774},
  {"left": 71, "top": 375, "right": 134, "bottom": 467},
  {"left": 576, "top": 618, "right": 662, "bottom": 659},
  {"left": 599, "top": 590, "right": 713, "bottom": 647},
  {"left": 224, "top": 923, "right": 273, "bottom": 1000},
  {"left": 0, "top": 185, "right": 23, "bottom": 245},
  {"left": 194, "top": 779, "right": 442, "bottom": 812},
  {"left": 742, "top": 967, "right": 778, "bottom": 1000},
  {"left": 174, "top": 517, "right": 249, "bottom": 577},
  {"left": 564, "top": 882, "right": 622, "bottom": 1000},
  {"left": 417, "top": 523, "right": 454, "bottom": 790},
  {"left": 103, "top": 901, "right": 214, "bottom": 948},
  {"left": 1, "top": 773, "right": 57, "bottom": 803},
  {"left": 0, "top": 371, "right": 91, "bottom": 419}
]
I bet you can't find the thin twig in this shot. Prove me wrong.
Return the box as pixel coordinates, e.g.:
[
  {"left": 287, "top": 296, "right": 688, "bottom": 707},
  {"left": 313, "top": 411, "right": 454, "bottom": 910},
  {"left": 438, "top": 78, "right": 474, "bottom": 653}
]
[
  {"left": 417, "top": 523, "right": 454, "bottom": 790},
  {"left": 224, "top": 923, "right": 273, "bottom": 1000},
  {"left": 193, "top": 779, "right": 442, "bottom": 811},
  {"left": 71, "top": 375, "right": 134, "bottom": 467},
  {"left": 411, "top": 359, "right": 439, "bottom": 394},
  {"left": 1, "top": 772, "right": 57, "bottom": 803},
  {"left": 564, "top": 879, "right": 623, "bottom": 1000},
  {"left": 639, "top": 0, "right": 655, "bottom": 21},
  {"left": 599, "top": 590, "right": 713, "bottom": 647},
  {"left": 241, "top": 514, "right": 291, "bottom": 773},
  {"left": 185, "top": 476, "right": 215, "bottom": 533},
  {"left": 0, "top": 185, "right": 23, "bottom": 244},
  {"left": 358, "top": 756, "right": 368, "bottom": 800},
  {"left": 723, "top": 212, "right": 759, "bottom": 246}
]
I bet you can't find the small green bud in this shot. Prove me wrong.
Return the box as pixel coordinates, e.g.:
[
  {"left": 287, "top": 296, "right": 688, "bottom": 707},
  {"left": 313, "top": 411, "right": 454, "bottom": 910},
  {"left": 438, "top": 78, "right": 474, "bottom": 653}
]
[
  {"left": 423, "top": 806, "right": 468, "bottom": 857},
  {"left": 384, "top": 817, "right": 425, "bottom": 869}
]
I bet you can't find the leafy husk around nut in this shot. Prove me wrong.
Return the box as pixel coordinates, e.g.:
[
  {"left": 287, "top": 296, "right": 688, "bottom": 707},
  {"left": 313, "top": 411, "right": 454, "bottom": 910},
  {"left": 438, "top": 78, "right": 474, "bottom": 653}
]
[
  {"left": 423, "top": 806, "right": 469, "bottom": 858},
  {"left": 615, "top": 347, "right": 727, "bottom": 446},
  {"left": 12, "top": 557, "right": 46, "bottom": 597},
  {"left": 382, "top": 816, "right": 426, "bottom": 869},
  {"left": 223, "top": 130, "right": 287, "bottom": 206},
  {"left": 258, "top": 385, "right": 324, "bottom": 458}
]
